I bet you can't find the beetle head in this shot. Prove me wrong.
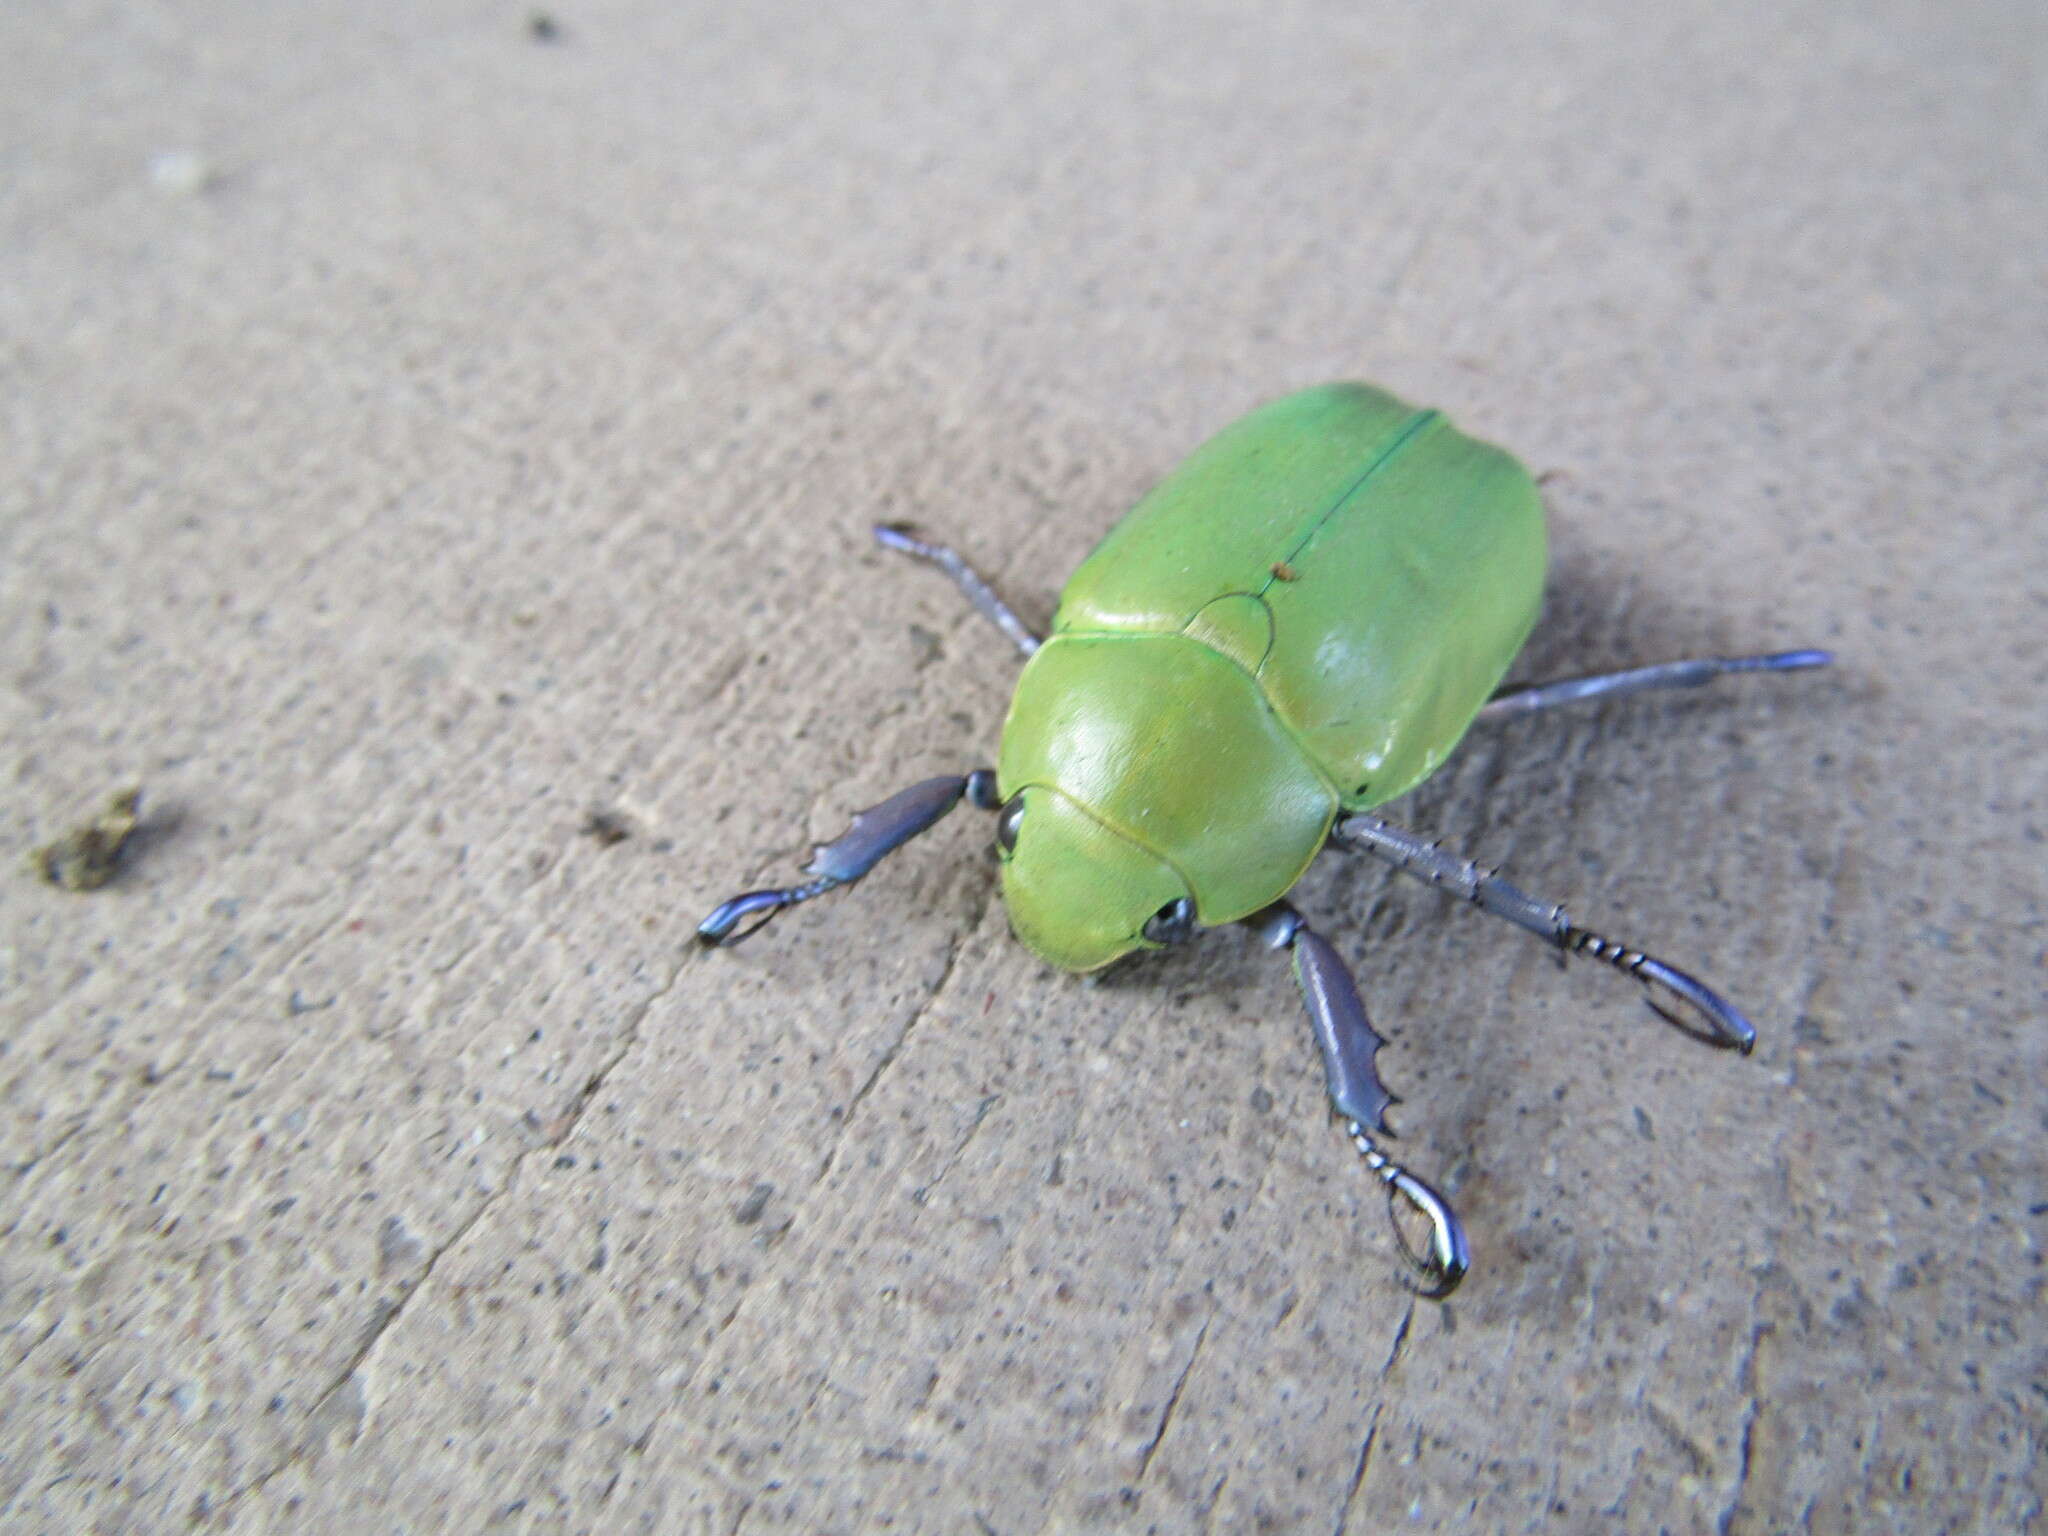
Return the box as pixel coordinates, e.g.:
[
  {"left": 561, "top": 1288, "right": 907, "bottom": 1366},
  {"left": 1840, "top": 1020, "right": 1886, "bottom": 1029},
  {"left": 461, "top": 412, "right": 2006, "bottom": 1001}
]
[{"left": 994, "top": 786, "right": 1191, "bottom": 973}]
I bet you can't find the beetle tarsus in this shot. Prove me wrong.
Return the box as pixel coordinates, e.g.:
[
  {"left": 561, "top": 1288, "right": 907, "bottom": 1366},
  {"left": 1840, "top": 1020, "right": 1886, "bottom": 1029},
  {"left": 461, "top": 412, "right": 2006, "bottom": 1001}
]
[
  {"left": 1350, "top": 1121, "right": 1470, "bottom": 1298},
  {"left": 697, "top": 882, "right": 837, "bottom": 947},
  {"left": 1560, "top": 929, "right": 1758, "bottom": 1053}
]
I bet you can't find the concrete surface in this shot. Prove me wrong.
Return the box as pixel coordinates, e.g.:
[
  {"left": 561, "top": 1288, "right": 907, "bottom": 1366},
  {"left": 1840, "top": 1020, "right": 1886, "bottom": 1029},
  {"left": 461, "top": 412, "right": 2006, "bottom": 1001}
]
[{"left": 3, "top": 1, "right": 2042, "bottom": 1531}]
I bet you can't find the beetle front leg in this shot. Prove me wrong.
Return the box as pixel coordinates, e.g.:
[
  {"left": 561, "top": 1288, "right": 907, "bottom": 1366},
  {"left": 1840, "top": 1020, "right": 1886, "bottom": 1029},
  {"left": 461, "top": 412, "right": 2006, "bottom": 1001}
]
[
  {"left": 698, "top": 769, "right": 1000, "bottom": 945},
  {"left": 1330, "top": 813, "right": 1758, "bottom": 1052},
  {"left": 1245, "top": 902, "right": 1470, "bottom": 1299}
]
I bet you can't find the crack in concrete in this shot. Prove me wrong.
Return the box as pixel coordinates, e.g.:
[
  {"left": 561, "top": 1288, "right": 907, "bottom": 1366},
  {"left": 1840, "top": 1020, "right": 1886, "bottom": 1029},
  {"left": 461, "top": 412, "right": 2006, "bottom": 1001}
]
[
  {"left": 579, "top": 879, "right": 1004, "bottom": 1515},
  {"left": 5, "top": 704, "right": 557, "bottom": 1222},
  {"left": 813, "top": 905, "right": 982, "bottom": 1184},
  {"left": 551, "top": 588, "right": 1016, "bottom": 1515},
  {"left": 8, "top": 1118, "right": 86, "bottom": 1182},
  {"left": 728, "top": 1371, "right": 841, "bottom": 1536},
  {"left": 213, "top": 1170, "right": 506, "bottom": 1518},
  {"left": 1197, "top": 1471, "right": 1231, "bottom": 1522},
  {"left": 1332, "top": 1403, "right": 1383, "bottom": 1536},
  {"left": 1705, "top": 815, "right": 1850, "bottom": 1532},
  {"left": 1031, "top": 948, "right": 1383, "bottom": 1530},
  {"left": 912, "top": 1092, "right": 1004, "bottom": 1204},
  {"left": 1715, "top": 1312, "right": 1774, "bottom": 1535},
  {"left": 1328, "top": 1281, "right": 1419, "bottom": 1531},
  {"left": 1136, "top": 1316, "right": 1210, "bottom": 1482},
  {"left": 213, "top": 936, "right": 700, "bottom": 1518},
  {"left": 1378, "top": 1304, "right": 1414, "bottom": 1377},
  {"left": 1643, "top": 1394, "right": 1713, "bottom": 1479},
  {"left": 1782, "top": 818, "right": 1855, "bottom": 1089}
]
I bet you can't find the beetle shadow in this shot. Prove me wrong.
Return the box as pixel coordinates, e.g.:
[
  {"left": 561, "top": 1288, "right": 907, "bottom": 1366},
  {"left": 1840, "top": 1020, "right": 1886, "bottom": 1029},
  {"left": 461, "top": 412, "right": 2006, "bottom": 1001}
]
[
  {"left": 1083, "top": 919, "right": 1310, "bottom": 1015},
  {"left": 1499, "top": 537, "right": 1837, "bottom": 690}
]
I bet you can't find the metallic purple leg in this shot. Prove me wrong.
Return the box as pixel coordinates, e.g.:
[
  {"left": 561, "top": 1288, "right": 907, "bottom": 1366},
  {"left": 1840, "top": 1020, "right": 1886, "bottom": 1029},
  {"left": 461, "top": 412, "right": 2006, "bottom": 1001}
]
[
  {"left": 873, "top": 524, "right": 1042, "bottom": 658},
  {"left": 1477, "top": 648, "right": 1831, "bottom": 721},
  {"left": 1330, "top": 814, "right": 1758, "bottom": 1052},
  {"left": 698, "top": 769, "right": 999, "bottom": 946},
  {"left": 1246, "top": 902, "right": 1470, "bottom": 1299}
]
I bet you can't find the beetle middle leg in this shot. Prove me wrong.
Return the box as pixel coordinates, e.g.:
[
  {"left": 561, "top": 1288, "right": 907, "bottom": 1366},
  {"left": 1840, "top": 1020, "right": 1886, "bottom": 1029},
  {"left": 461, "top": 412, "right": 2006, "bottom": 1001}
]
[
  {"left": 1245, "top": 901, "right": 1470, "bottom": 1299},
  {"left": 1476, "top": 648, "right": 1831, "bottom": 721},
  {"left": 873, "top": 524, "right": 1043, "bottom": 657},
  {"left": 698, "top": 769, "right": 1000, "bottom": 945},
  {"left": 1329, "top": 813, "right": 1759, "bottom": 1052}
]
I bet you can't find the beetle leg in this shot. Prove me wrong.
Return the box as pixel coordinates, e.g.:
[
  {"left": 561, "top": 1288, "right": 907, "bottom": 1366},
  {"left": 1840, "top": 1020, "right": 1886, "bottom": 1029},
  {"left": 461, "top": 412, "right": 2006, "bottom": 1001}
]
[
  {"left": 1330, "top": 814, "right": 1758, "bottom": 1053},
  {"left": 1476, "top": 649, "right": 1831, "bottom": 721},
  {"left": 873, "top": 524, "right": 1042, "bottom": 658},
  {"left": 1245, "top": 902, "right": 1470, "bottom": 1299},
  {"left": 698, "top": 769, "right": 1000, "bottom": 946}
]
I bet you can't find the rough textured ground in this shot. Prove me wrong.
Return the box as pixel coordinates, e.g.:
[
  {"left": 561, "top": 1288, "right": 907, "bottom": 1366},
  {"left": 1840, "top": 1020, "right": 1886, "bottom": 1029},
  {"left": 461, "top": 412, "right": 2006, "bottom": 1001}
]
[{"left": 3, "top": 1, "right": 2042, "bottom": 1532}]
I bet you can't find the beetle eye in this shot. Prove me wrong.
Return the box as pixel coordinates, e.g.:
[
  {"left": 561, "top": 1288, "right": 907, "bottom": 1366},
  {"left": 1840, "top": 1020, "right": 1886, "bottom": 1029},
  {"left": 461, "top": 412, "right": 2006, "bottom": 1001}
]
[
  {"left": 994, "top": 795, "right": 1025, "bottom": 855},
  {"left": 1142, "top": 897, "right": 1196, "bottom": 946}
]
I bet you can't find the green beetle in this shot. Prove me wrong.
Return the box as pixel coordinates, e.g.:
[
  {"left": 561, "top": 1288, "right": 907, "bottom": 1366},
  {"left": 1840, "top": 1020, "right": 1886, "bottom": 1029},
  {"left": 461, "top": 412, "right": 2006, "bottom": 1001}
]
[{"left": 699, "top": 382, "right": 1830, "bottom": 1296}]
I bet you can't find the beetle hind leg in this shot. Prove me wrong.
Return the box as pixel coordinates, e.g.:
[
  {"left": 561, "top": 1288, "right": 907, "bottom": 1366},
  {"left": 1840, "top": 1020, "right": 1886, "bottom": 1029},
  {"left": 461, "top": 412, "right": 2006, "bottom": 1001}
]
[
  {"left": 1476, "top": 648, "right": 1831, "bottom": 721},
  {"left": 1245, "top": 902, "right": 1470, "bottom": 1299}
]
